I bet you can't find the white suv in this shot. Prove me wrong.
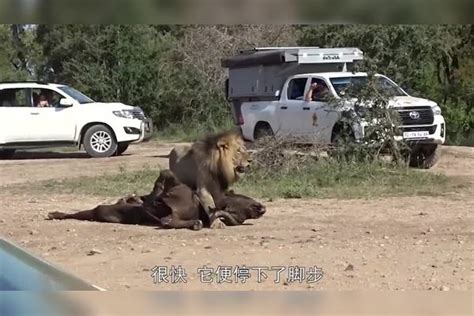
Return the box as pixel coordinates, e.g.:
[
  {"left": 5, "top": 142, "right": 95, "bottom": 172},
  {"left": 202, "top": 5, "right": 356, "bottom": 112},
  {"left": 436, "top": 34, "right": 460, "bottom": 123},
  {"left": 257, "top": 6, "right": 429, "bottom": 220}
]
[{"left": 0, "top": 81, "right": 153, "bottom": 158}]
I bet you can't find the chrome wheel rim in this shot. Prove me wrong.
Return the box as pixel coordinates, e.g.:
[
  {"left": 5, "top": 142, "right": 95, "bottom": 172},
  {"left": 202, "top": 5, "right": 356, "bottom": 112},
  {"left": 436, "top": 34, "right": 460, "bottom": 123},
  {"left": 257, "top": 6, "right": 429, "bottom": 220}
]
[{"left": 90, "top": 131, "right": 112, "bottom": 153}]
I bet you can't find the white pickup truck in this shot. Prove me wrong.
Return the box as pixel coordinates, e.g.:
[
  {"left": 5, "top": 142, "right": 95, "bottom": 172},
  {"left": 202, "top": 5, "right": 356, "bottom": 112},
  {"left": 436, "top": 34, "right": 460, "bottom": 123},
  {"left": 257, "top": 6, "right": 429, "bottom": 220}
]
[
  {"left": 223, "top": 47, "right": 446, "bottom": 168},
  {"left": 0, "top": 82, "right": 153, "bottom": 158}
]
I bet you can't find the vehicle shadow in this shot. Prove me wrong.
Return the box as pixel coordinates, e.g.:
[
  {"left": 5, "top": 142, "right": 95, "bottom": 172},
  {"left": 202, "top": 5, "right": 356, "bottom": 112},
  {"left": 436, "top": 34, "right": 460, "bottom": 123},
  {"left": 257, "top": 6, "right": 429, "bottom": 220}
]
[
  {"left": 7, "top": 151, "right": 132, "bottom": 160},
  {"left": 10, "top": 151, "right": 91, "bottom": 160}
]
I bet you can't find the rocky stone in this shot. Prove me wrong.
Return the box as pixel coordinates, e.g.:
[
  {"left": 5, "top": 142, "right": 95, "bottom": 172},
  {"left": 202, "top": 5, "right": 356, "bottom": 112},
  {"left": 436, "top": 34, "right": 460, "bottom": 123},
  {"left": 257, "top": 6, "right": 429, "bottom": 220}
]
[
  {"left": 344, "top": 264, "right": 354, "bottom": 272},
  {"left": 87, "top": 248, "right": 102, "bottom": 256}
]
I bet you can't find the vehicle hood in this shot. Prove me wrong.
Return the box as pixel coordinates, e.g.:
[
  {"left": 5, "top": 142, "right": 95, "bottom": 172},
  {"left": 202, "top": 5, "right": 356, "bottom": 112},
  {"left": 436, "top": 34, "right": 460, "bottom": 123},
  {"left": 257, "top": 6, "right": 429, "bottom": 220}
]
[
  {"left": 341, "top": 96, "right": 437, "bottom": 109},
  {"left": 388, "top": 96, "right": 437, "bottom": 108}
]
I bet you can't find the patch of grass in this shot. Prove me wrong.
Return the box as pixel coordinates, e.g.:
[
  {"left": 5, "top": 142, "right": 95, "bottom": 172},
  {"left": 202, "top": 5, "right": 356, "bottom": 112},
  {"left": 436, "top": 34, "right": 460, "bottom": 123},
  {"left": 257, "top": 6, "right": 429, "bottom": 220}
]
[
  {"left": 12, "top": 165, "right": 161, "bottom": 198},
  {"left": 8, "top": 160, "right": 460, "bottom": 200},
  {"left": 153, "top": 127, "right": 201, "bottom": 142},
  {"left": 153, "top": 121, "right": 234, "bottom": 142},
  {"left": 235, "top": 159, "right": 454, "bottom": 199}
]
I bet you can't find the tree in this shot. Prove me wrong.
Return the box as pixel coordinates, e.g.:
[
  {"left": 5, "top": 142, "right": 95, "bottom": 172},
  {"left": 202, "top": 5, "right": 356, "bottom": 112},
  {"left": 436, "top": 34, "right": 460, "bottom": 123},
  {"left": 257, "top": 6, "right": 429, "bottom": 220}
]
[
  {"left": 0, "top": 24, "right": 38, "bottom": 81},
  {"left": 35, "top": 25, "right": 177, "bottom": 124},
  {"left": 34, "top": 25, "right": 298, "bottom": 134}
]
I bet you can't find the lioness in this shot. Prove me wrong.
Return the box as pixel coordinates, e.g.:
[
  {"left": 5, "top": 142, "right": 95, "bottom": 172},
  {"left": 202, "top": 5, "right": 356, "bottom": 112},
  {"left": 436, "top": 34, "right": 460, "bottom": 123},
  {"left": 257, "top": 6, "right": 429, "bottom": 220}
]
[
  {"left": 168, "top": 129, "right": 252, "bottom": 222},
  {"left": 47, "top": 170, "right": 265, "bottom": 230}
]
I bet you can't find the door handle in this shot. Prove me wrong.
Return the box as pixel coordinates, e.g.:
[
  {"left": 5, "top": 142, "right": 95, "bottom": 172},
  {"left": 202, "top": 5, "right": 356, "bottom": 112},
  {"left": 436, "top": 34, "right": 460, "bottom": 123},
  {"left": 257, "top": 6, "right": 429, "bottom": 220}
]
[
  {"left": 303, "top": 107, "right": 310, "bottom": 110},
  {"left": 30, "top": 112, "right": 40, "bottom": 115},
  {"left": 280, "top": 106, "right": 288, "bottom": 110}
]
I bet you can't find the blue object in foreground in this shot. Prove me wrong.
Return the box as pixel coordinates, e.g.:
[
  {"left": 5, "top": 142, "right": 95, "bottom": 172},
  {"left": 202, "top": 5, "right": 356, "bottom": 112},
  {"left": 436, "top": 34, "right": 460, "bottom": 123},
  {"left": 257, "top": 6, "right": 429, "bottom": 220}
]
[{"left": 0, "top": 238, "right": 102, "bottom": 316}]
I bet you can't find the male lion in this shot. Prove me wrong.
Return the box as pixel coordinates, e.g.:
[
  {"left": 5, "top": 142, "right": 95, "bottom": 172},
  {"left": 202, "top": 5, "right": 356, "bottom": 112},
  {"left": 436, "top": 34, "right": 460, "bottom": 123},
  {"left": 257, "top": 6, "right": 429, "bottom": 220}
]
[
  {"left": 168, "top": 129, "right": 252, "bottom": 223},
  {"left": 47, "top": 170, "right": 265, "bottom": 230}
]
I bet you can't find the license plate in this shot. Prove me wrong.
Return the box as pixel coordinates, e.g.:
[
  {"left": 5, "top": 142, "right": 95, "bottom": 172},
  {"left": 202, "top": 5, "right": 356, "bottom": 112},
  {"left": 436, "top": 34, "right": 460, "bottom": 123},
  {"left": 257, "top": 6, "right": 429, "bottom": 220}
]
[{"left": 403, "top": 131, "right": 429, "bottom": 139}]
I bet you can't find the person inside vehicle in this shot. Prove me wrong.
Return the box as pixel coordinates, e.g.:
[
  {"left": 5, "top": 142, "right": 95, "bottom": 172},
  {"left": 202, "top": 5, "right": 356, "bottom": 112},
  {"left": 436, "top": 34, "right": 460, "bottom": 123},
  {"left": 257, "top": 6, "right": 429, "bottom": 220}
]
[
  {"left": 304, "top": 80, "right": 330, "bottom": 102},
  {"left": 37, "top": 90, "right": 54, "bottom": 107}
]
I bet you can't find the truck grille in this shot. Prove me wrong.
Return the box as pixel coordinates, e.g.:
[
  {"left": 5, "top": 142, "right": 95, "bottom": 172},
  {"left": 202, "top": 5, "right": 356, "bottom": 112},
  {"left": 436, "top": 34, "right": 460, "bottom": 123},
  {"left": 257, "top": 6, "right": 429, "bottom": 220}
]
[
  {"left": 396, "top": 106, "right": 434, "bottom": 126},
  {"left": 132, "top": 111, "right": 145, "bottom": 120}
]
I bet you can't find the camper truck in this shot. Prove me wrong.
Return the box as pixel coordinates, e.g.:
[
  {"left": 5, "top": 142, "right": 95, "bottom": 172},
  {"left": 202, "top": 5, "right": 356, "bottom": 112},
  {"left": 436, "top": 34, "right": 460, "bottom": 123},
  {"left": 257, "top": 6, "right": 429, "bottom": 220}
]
[{"left": 222, "top": 47, "right": 446, "bottom": 168}]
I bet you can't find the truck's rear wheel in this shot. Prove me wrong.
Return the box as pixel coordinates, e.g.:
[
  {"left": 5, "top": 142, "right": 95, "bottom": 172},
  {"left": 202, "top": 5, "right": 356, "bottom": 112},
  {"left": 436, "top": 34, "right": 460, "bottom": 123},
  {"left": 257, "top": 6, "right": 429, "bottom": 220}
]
[
  {"left": 409, "top": 144, "right": 441, "bottom": 169},
  {"left": 0, "top": 149, "right": 15, "bottom": 159},
  {"left": 83, "top": 125, "right": 118, "bottom": 158},
  {"left": 116, "top": 143, "right": 130, "bottom": 156},
  {"left": 254, "top": 123, "right": 274, "bottom": 141}
]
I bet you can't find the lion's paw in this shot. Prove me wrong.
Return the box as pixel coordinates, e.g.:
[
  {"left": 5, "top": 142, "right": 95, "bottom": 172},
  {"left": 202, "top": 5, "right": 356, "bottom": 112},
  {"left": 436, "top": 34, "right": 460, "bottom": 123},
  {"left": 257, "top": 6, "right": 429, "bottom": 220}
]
[{"left": 192, "top": 220, "right": 203, "bottom": 231}]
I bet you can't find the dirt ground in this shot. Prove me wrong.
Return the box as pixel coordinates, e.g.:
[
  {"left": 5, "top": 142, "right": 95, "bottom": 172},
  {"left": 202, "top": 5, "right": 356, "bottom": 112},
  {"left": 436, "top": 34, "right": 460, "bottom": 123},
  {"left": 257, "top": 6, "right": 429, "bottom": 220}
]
[{"left": 0, "top": 143, "right": 472, "bottom": 291}]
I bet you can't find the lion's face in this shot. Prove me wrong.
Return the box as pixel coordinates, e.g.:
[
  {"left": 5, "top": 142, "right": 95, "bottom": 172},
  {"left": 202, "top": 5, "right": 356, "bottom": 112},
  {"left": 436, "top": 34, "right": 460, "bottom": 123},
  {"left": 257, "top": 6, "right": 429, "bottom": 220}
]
[
  {"left": 231, "top": 138, "right": 252, "bottom": 176},
  {"left": 217, "top": 133, "right": 252, "bottom": 183}
]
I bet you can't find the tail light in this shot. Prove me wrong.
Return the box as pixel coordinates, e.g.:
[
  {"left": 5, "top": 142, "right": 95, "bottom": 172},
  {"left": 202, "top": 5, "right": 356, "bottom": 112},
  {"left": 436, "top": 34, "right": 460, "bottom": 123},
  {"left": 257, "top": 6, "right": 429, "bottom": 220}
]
[{"left": 238, "top": 113, "right": 244, "bottom": 125}]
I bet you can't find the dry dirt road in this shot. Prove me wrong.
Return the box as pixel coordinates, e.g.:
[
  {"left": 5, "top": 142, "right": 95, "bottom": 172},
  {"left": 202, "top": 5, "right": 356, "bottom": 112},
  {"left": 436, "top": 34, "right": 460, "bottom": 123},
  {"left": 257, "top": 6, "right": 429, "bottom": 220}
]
[{"left": 0, "top": 143, "right": 472, "bottom": 291}]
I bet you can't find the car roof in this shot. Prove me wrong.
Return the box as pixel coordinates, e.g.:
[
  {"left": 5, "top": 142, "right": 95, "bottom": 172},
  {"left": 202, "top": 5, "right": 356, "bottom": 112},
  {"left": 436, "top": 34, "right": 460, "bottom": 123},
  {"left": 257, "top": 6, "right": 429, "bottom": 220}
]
[{"left": 0, "top": 82, "right": 67, "bottom": 90}]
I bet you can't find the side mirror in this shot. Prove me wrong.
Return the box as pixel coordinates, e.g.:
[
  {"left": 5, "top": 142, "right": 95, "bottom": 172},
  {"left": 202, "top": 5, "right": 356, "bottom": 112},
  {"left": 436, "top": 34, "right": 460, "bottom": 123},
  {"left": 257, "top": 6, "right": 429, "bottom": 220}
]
[
  {"left": 59, "top": 98, "right": 74, "bottom": 107},
  {"left": 275, "top": 90, "right": 280, "bottom": 98}
]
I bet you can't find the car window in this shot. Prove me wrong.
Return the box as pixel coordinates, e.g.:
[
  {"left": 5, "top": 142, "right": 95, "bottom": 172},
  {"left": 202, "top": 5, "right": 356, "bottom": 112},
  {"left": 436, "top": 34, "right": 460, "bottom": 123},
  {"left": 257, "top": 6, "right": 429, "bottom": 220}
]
[
  {"left": 329, "top": 76, "right": 406, "bottom": 98},
  {"left": 310, "top": 78, "right": 331, "bottom": 102},
  {"left": 287, "top": 78, "right": 308, "bottom": 100},
  {"left": 0, "top": 88, "right": 30, "bottom": 107},
  {"left": 32, "top": 88, "right": 64, "bottom": 108},
  {"left": 58, "top": 86, "right": 94, "bottom": 104}
]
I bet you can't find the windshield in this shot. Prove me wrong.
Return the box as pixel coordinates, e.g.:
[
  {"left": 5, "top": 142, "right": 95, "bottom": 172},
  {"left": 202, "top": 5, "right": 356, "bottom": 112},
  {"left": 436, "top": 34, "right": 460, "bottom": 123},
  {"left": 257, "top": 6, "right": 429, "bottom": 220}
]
[
  {"left": 58, "top": 86, "right": 94, "bottom": 104},
  {"left": 330, "top": 76, "right": 407, "bottom": 98}
]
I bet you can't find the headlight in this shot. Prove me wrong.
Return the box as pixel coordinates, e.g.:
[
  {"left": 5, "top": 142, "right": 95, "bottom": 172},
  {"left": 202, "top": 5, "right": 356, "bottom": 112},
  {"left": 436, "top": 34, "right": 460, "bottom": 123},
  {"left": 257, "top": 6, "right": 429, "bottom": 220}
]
[
  {"left": 113, "top": 110, "right": 134, "bottom": 119},
  {"left": 432, "top": 106, "right": 442, "bottom": 115}
]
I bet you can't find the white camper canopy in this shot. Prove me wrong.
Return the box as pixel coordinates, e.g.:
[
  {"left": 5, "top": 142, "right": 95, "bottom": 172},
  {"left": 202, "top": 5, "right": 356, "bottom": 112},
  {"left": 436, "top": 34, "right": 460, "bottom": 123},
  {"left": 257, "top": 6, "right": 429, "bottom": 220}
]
[
  {"left": 222, "top": 47, "right": 364, "bottom": 100},
  {"left": 223, "top": 47, "right": 364, "bottom": 68},
  {"left": 239, "top": 46, "right": 363, "bottom": 64}
]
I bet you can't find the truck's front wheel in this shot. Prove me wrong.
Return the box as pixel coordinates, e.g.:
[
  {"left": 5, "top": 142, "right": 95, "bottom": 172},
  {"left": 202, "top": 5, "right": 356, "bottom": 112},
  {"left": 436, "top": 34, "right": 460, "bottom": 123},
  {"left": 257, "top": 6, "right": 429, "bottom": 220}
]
[
  {"left": 115, "top": 142, "right": 130, "bottom": 156},
  {"left": 83, "top": 125, "right": 118, "bottom": 158},
  {"left": 409, "top": 144, "right": 441, "bottom": 169}
]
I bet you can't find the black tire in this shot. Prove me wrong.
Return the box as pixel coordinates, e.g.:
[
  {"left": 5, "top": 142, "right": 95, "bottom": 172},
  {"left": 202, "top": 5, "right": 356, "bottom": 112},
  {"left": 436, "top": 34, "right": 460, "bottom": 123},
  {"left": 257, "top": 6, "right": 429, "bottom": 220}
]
[
  {"left": 0, "top": 149, "right": 15, "bottom": 159},
  {"left": 409, "top": 144, "right": 441, "bottom": 169},
  {"left": 116, "top": 143, "right": 130, "bottom": 156},
  {"left": 328, "top": 124, "right": 356, "bottom": 158},
  {"left": 254, "top": 123, "right": 274, "bottom": 141},
  {"left": 83, "top": 125, "right": 118, "bottom": 158}
]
